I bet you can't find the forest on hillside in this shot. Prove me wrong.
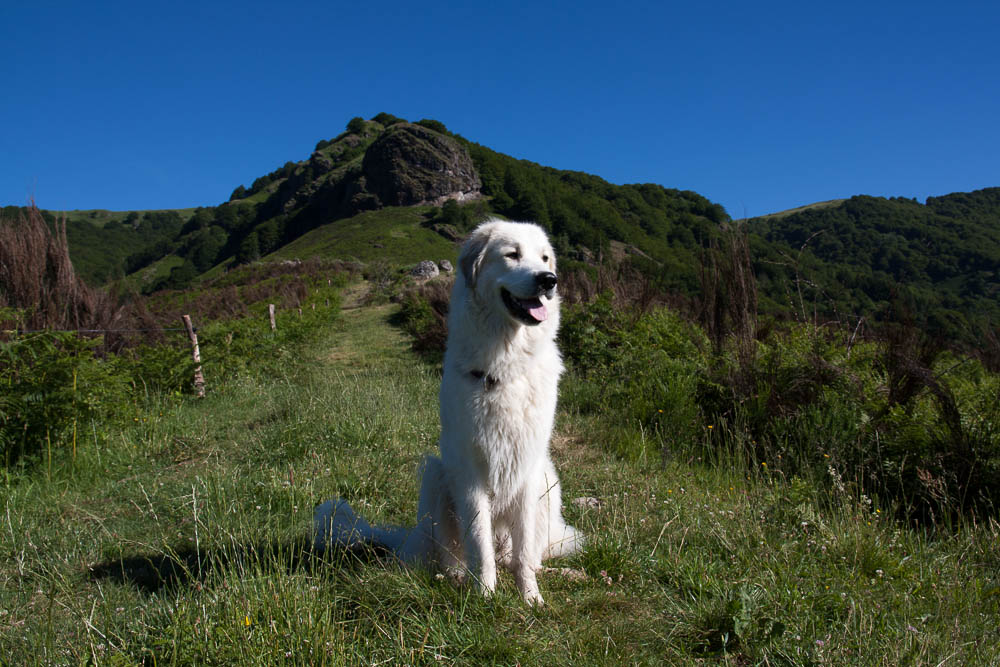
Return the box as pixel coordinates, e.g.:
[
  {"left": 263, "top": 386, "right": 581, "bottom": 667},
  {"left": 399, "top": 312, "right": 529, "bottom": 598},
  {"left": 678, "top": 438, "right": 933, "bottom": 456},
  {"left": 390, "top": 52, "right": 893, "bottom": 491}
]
[{"left": 749, "top": 189, "right": 1000, "bottom": 344}]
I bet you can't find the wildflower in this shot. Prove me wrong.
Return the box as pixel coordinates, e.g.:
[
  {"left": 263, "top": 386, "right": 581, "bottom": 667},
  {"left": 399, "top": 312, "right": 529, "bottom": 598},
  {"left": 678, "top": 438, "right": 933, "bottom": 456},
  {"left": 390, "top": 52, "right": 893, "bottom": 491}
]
[
  {"left": 657, "top": 409, "right": 663, "bottom": 413},
  {"left": 761, "top": 462, "right": 767, "bottom": 468},
  {"left": 707, "top": 425, "right": 714, "bottom": 430},
  {"left": 244, "top": 615, "right": 252, "bottom": 627}
]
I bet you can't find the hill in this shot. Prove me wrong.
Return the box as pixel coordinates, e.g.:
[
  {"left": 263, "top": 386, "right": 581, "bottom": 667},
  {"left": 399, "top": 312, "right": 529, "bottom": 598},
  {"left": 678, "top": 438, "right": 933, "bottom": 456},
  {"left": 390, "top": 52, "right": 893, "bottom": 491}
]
[
  {"left": 20, "top": 114, "right": 725, "bottom": 296},
  {"left": 10, "top": 113, "right": 998, "bottom": 347},
  {"left": 747, "top": 190, "right": 1000, "bottom": 340}
]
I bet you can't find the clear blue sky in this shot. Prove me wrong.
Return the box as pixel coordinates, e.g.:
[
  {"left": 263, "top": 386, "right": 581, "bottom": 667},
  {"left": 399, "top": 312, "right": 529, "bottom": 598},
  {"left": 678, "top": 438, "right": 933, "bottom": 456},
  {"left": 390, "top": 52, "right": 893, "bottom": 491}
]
[{"left": 3, "top": 0, "right": 998, "bottom": 218}]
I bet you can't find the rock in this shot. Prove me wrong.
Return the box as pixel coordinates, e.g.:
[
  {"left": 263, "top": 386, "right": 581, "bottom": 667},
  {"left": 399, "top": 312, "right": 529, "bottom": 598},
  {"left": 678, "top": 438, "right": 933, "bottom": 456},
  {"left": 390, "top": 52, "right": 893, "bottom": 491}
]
[
  {"left": 411, "top": 260, "right": 440, "bottom": 280},
  {"left": 310, "top": 151, "right": 335, "bottom": 174},
  {"left": 572, "top": 496, "right": 601, "bottom": 509},
  {"left": 438, "top": 259, "right": 453, "bottom": 273},
  {"left": 362, "top": 123, "right": 481, "bottom": 207}
]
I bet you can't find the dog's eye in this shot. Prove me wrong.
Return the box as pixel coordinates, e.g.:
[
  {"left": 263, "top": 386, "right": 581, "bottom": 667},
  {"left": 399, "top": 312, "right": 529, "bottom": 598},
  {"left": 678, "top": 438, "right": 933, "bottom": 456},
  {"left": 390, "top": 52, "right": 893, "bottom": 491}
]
[
  {"left": 542, "top": 254, "right": 550, "bottom": 263},
  {"left": 505, "top": 251, "right": 520, "bottom": 260}
]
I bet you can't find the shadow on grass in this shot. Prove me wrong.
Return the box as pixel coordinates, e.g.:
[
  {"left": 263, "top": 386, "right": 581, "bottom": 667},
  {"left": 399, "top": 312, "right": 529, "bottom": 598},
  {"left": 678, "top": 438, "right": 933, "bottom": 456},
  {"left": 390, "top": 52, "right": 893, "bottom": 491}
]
[{"left": 88, "top": 538, "right": 391, "bottom": 594}]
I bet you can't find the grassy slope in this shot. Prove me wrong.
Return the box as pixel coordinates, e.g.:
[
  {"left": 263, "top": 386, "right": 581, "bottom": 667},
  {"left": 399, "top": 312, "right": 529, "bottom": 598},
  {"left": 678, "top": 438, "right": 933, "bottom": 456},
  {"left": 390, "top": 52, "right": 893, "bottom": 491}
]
[
  {"left": 2, "top": 289, "right": 999, "bottom": 664},
  {"left": 268, "top": 206, "right": 458, "bottom": 267},
  {"left": 739, "top": 199, "right": 846, "bottom": 222},
  {"left": 123, "top": 253, "right": 185, "bottom": 290}
]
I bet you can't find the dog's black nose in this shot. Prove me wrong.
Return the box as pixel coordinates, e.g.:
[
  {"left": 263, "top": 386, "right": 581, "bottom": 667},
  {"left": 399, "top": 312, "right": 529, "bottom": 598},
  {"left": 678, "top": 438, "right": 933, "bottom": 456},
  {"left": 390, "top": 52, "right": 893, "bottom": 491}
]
[{"left": 536, "top": 271, "right": 558, "bottom": 291}]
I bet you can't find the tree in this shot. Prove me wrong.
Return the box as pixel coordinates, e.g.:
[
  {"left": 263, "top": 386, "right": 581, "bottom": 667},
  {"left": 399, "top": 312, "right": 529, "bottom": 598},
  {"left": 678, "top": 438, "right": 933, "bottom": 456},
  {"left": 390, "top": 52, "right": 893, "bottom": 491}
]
[
  {"left": 372, "top": 112, "right": 404, "bottom": 126},
  {"left": 416, "top": 118, "right": 448, "bottom": 134},
  {"left": 236, "top": 232, "right": 260, "bottom": 264},
  {"left": 440, "top": 199, "right": 462, "bottom": 226},
  {"left": 230, "top": 184, "right": 247, "bottom": 200},
  {"left": 256, "top": 221, "right": 281, "bottom": 255},
  {"left": 346, "top": 117, "right": 366, "bottom": 134}
]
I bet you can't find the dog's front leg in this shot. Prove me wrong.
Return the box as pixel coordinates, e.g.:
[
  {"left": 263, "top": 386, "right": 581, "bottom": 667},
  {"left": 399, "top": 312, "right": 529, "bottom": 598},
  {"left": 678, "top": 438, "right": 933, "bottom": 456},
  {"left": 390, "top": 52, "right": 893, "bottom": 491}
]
[
  {"left": 456, "top": 487, "right": 496, "bottom": 596},
  {"left": 511, "top": 486, "right": 544, "bottom": 605}
]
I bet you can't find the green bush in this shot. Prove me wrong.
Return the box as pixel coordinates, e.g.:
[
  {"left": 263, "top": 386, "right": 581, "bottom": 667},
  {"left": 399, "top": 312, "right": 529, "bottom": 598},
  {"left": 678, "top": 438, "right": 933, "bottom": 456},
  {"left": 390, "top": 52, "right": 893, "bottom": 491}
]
[
  {"left": 0, "top": 332, "right": 130, "bottom": 468},
  {"left": 558, "top": 296, "right": 1000, "bottom": 521}
]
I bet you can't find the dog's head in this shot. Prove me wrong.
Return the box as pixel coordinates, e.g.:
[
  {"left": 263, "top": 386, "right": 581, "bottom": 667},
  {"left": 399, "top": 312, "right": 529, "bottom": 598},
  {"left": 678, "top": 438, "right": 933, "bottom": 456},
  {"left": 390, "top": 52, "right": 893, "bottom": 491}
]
[{"left": 458, "top": 219, "right": 558, "bottom": 327}]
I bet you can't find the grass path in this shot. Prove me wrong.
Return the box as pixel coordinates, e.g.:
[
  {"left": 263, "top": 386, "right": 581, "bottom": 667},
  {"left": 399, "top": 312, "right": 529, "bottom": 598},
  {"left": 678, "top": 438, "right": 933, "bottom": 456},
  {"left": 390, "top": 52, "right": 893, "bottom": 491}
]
[{"left": 2, "top": 286, "right": 999, "bottom": 665}]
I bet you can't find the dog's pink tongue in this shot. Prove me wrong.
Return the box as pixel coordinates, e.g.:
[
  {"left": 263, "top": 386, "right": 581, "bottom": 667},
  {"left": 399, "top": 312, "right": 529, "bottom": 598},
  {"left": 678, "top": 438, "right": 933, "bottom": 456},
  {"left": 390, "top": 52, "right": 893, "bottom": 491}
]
[{"left": 521, "top": 298, "right": 548, "bottom": 322}]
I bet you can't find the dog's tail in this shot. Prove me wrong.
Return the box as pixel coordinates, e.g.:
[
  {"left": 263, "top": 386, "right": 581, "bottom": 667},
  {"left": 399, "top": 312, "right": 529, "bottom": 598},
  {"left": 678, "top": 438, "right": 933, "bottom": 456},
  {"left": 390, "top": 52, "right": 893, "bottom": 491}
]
[{"left": 313, "top": 499, "right": 409, "bottom": 554}]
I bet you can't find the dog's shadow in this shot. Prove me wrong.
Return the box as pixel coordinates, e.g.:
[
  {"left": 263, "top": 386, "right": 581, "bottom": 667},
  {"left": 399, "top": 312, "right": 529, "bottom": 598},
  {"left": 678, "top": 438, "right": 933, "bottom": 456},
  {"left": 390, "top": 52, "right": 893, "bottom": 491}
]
[{"left": 88, "top": 538, "right": 391, "bottom": 594}]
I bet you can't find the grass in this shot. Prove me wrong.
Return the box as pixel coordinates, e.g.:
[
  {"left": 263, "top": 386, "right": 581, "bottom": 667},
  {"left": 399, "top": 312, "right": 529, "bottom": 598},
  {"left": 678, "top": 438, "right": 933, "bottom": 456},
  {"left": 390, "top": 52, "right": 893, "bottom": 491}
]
[
  {"left": 268, "top": 207, "right": 458, "bottom": 268},
  {"left": 124, "top": 252, "right": 186, "bottom": 290},
  {"left": 2, "top": 284, "right": 999, "bottom": 664},
  {"left": 739, "top": 199, "right": 847, "bottom": 222}
]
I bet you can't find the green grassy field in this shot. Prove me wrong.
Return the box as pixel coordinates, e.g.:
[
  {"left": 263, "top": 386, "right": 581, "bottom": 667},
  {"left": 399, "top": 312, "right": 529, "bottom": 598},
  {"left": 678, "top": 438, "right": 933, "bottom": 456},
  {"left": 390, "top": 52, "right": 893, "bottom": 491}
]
[{"left": 2, "top": 284, "right": 999, "bottom": 665}]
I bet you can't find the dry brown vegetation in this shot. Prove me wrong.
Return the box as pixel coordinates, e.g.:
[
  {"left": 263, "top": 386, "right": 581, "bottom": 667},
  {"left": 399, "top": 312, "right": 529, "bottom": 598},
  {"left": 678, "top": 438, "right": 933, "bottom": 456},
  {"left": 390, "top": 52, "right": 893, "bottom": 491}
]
[{"left": 0, "top": 204, "right": 155, "bottom": 351}]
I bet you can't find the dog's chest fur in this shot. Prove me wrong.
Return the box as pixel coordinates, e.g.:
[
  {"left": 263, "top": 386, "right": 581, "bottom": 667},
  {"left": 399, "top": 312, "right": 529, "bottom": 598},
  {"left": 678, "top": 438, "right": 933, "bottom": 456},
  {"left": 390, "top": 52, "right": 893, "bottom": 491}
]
[{"left": 470, "top": 351, "right": 558, "bottom": 508}]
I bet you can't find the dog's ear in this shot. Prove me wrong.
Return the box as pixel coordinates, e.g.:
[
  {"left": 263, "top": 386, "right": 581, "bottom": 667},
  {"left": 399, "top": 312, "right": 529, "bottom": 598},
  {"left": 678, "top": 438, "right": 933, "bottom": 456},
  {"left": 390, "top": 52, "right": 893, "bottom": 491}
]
[{"left": 459, "top": 228, "right": 491, "bottom": 289}]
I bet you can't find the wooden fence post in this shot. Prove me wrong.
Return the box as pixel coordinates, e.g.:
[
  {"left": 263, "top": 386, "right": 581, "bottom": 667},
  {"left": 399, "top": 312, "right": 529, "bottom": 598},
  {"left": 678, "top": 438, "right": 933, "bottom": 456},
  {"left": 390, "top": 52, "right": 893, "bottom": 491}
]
[
  {"left": 182, "top": 315, "right": 205, "bottom": 398},
  {"left": 269, "top": 304, "right": 276, "bottom": 331}
]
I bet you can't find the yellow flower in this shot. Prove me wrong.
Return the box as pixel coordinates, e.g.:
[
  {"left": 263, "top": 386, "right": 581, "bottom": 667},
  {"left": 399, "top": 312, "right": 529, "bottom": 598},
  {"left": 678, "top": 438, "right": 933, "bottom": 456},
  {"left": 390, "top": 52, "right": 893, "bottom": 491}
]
[
  {"left": 244, "top": 615, "right": 251, "bottom": 627},
  {"left": 707, "top": 425, "right": 714, "bottom": 430}
]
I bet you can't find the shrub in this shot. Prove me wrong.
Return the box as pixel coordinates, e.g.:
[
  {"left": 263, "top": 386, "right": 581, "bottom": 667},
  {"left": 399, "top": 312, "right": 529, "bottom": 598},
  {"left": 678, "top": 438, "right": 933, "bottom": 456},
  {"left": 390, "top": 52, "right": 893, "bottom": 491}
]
[
  {"left": 559, "top": 292, "right": 1000, "bottom": 522},
  {"left": 0, "top": 332, "right": 130, "bottom": 469},
  {"left": 396, "top": 278, "right": 452, "bottom": 361}
]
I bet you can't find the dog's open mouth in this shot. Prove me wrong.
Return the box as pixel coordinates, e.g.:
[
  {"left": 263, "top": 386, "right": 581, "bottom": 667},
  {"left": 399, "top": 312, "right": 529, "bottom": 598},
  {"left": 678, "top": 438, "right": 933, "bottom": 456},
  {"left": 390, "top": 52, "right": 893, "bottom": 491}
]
[{"left": 501, "top": 288, "right": 548, "bottom": 325}]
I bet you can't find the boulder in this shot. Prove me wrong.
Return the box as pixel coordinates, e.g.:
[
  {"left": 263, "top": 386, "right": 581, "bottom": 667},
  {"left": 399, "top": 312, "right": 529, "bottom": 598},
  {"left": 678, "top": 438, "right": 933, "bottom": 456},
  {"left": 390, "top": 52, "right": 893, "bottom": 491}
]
[
  {"left": 438, "top": 259, "right": 454, "bottom": 273},
  {"left": 362, "top": 123, "right": 481, "bottom": 207},
  {"left": 411, "top": 260, "right": 440, "bottom": 280}
]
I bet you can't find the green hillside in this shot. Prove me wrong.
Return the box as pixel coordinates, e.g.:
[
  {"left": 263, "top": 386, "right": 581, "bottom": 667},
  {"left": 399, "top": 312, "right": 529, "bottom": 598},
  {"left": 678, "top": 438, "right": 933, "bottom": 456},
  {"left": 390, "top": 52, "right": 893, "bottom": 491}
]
[
  {"left": 748, "top": 190, "right": 1000, "bottom": 341},
  {"left": 16, "top": 113, "right": 999, "bottom": 349},
  {"left": 269, "top": 207, "right": 456, "bottom": 266}
]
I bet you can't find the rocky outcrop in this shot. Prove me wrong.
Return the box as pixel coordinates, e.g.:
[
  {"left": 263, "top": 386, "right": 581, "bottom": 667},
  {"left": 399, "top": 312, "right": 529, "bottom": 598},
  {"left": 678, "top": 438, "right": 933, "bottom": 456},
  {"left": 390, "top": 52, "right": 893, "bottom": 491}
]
[{"left": 362, "top": 124, "right": 481, "bottom": 207}]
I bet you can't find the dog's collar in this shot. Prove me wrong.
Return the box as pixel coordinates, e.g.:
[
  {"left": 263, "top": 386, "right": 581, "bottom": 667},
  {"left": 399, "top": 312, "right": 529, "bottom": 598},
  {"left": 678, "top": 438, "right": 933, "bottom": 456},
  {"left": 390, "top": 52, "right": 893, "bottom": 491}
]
[{"left": 469, "top": 369, "right": 499, "bottom": 390}]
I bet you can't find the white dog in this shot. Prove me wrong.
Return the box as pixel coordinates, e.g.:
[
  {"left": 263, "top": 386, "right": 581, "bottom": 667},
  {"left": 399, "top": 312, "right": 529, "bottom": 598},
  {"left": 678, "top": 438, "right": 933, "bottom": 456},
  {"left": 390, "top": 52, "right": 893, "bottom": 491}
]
[{"left": 315, "top": 219, "right": 582, "bottom": 605}]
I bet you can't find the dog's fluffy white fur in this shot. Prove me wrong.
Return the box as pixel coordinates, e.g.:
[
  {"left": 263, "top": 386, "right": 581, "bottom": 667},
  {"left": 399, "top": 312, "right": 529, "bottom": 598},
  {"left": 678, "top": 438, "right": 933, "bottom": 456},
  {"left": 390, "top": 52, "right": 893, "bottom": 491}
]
[{"left": 315, "top": 219, "right": 582, "bottom": 604}]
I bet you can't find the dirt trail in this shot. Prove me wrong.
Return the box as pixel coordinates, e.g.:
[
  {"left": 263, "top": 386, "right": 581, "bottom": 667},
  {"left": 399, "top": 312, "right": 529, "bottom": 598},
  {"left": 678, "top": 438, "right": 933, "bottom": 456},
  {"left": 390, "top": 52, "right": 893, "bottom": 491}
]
[{"left": 324, "top": 281, "right": 415, "bottom": 369}]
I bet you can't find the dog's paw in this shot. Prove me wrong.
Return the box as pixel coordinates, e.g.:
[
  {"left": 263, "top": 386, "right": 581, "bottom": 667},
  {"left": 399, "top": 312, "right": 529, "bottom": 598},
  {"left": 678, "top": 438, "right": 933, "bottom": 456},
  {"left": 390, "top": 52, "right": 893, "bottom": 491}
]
[
  {"left": 514, "top": 566, "right": 543, "bottom": 606},
  {"left": 523, "top": 590, "right": 545, "bottom": 607}
]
